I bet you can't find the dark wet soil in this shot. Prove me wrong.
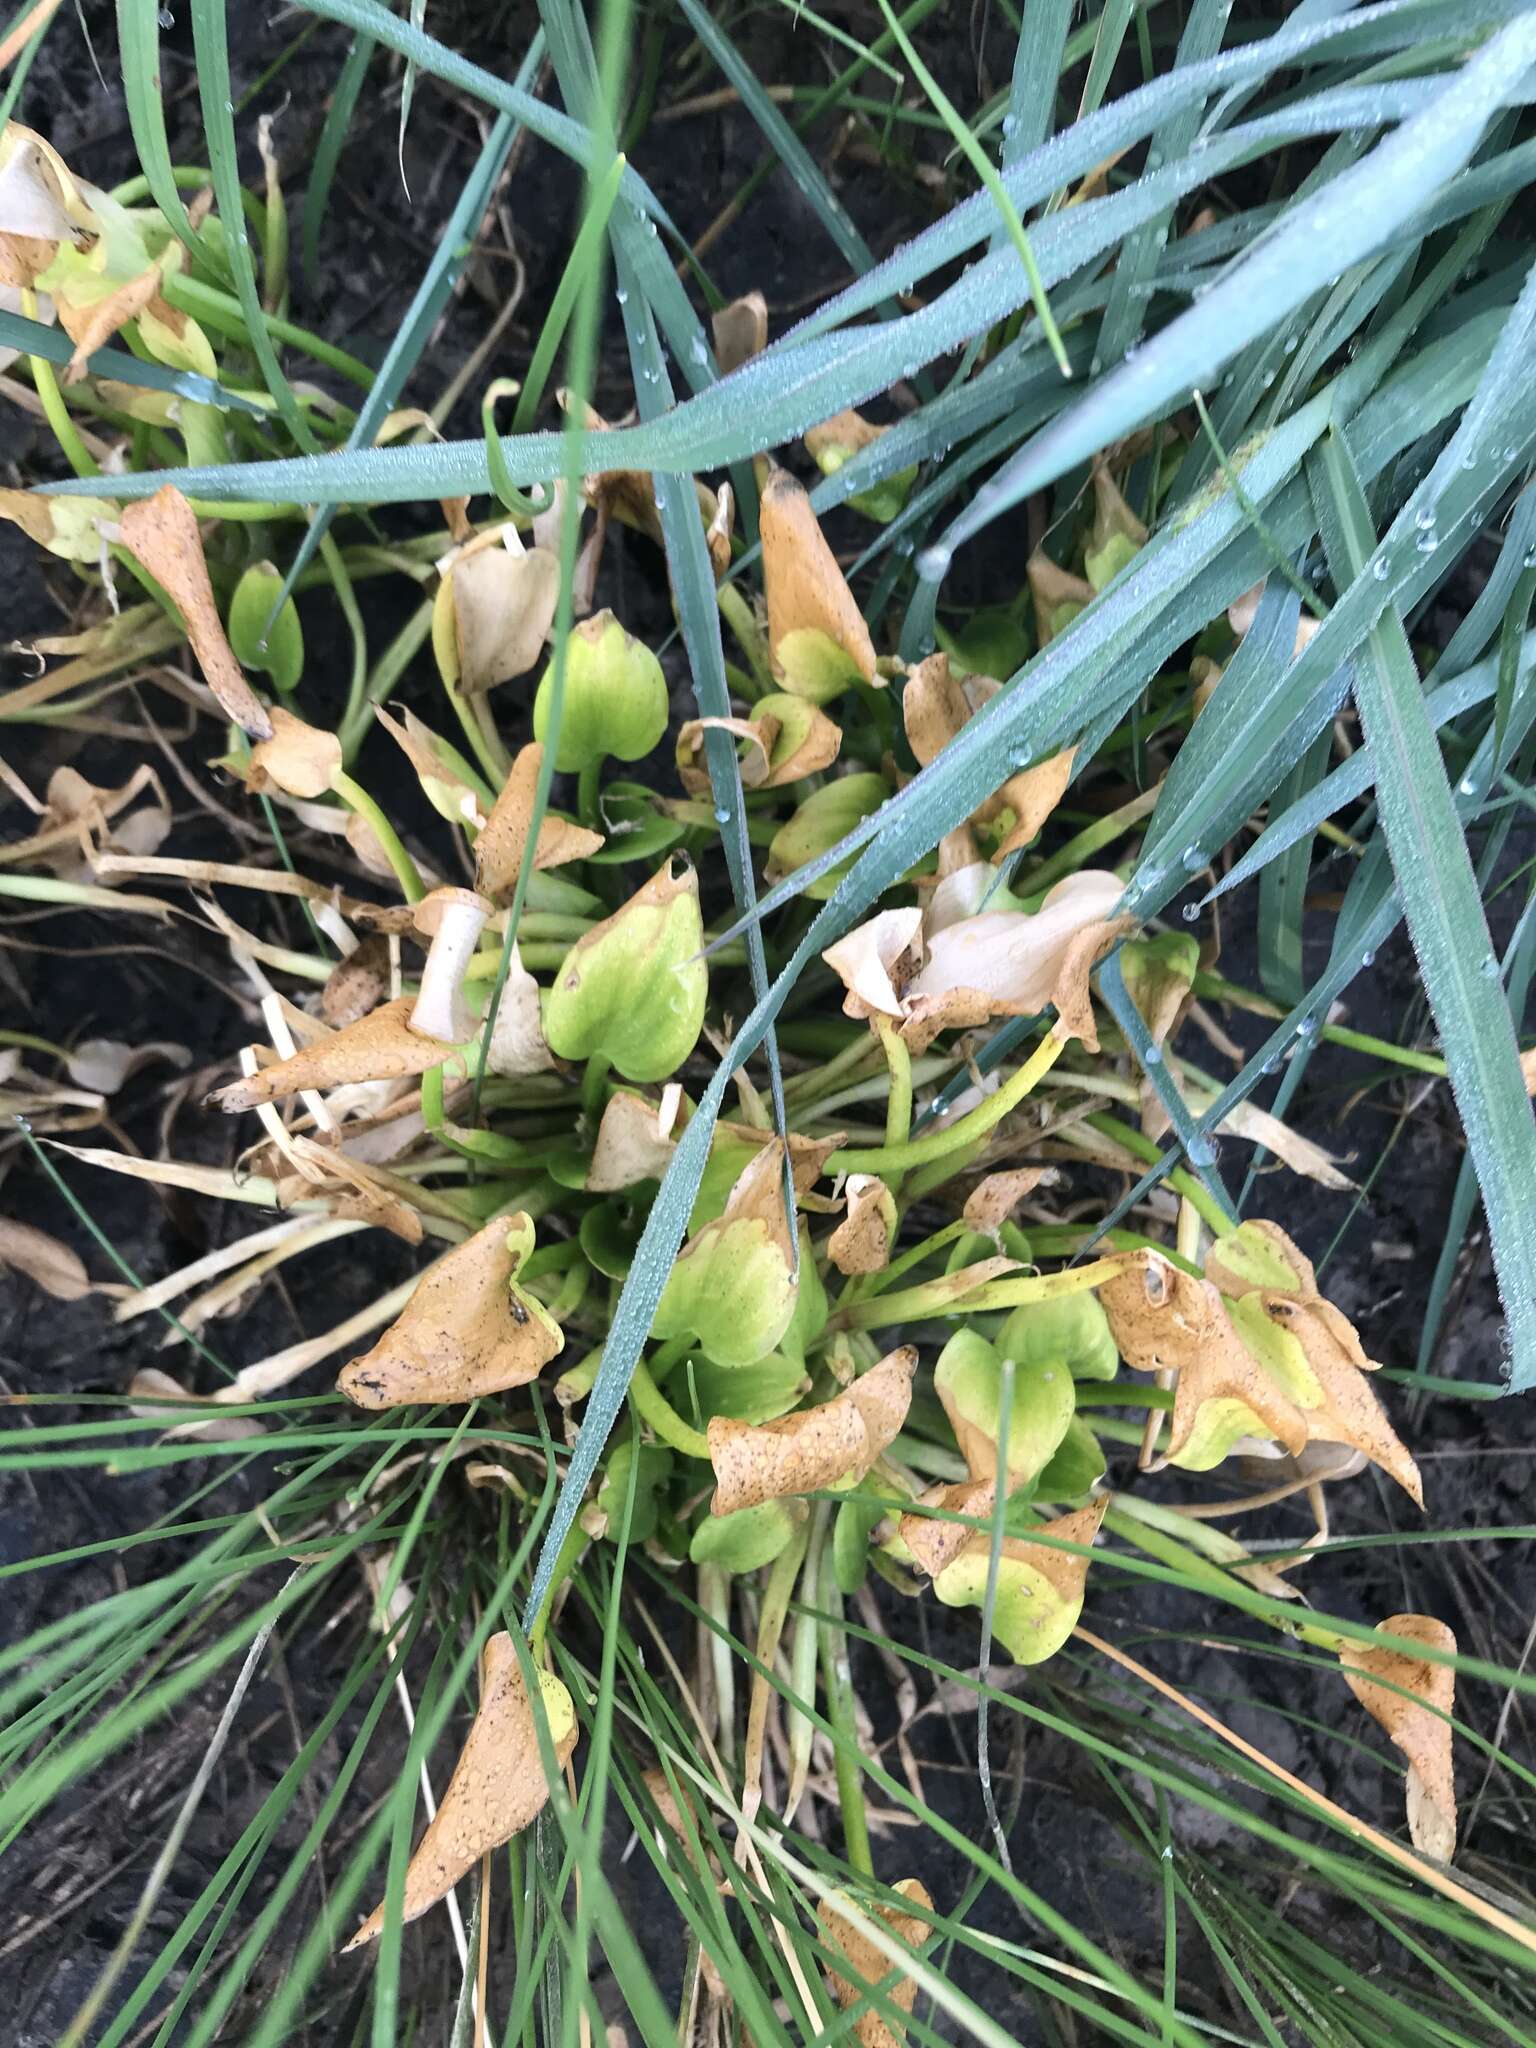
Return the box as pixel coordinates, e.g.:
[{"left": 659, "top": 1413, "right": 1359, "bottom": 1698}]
[{"left": 3, "top": 4, "right": 1534, "bottom": 2043}]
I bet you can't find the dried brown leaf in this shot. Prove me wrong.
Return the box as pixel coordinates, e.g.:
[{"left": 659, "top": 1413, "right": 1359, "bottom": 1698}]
[
  {"left": 119, "top": 487, "right": 273, "bottom": 737},
  {"left": 818, "top": 1879, "right": 933, "bottom": 2048},
  {"left": 828, "top": 1173, "right": 896, "bottom": 1274},
  {"left": 1340, "top": 1614, "right": 1457, "bottom": 1862},
  {"left": 962, "top": 1168, "right": 1049, "bottom": 1237},
  {"left": 245, "top": 704, "right": 341, "bottom": 799},
  {"left": 449, "top": 540, "right": 561, "bottom": 690},
  {"left": 712, "top": 291, "right": 768, "bottom": 374},
  {"left": 708, "top": 1346, "right": 916, "bottom": 1517},
  {"left": 0, "top": 1217, "right": 95, "bottom": 1299},
  {"left": 337, "top": 1214, "right": 563, "bottom": 1408},
  {"left": 760, "top": 465, "right": 876, "bottom": 691},
  {"left": 344, "top": 1635, "right": 578, "bottom": 1947},
  {"left": 474, "top": 741, "right": 604, "bottom": 901},
  {"left": 207, "top": 998, "right": 449, "bottom": 1112}
]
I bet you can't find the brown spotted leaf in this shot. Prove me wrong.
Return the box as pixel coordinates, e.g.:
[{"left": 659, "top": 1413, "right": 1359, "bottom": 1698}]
[
  {"left": 828, "top": 1174, "right": 897, "bottom": 1275},
  {"left": 337, "top": 1213, "right": 563, "bottom": 1408},
  {"left": 474, "top": 741, "right": 604, "bottom": 902},
  {"left": 760, "top": 465, "right": 876, "bottom": 698},
  {"left": 207, "top": 997, "right": 450, "bottom": 1112},
  {"left": 707, "top": 1346, "right": 915, "bottom": 1516}
]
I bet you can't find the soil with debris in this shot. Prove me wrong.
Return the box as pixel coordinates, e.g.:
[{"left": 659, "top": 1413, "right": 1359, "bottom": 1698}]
[{"left": 3, "top": 4, "right": 1534, "bottom": 2042}]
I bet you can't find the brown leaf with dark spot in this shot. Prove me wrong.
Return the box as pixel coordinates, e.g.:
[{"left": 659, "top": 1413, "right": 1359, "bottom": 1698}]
[
  {"left": 207, "top": 997, "right": 449, "bottom": 1112},
  {"left": 828, "top": 1174, "right": 896, "bottom": 1274},
  {"left": 337, "top": 1214, "right": 563, "bottom": 1408}
]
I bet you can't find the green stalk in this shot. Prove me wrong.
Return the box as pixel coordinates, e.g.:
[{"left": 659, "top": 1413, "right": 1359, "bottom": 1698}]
[
  {"left": 331, "top": 771, "right": 424, "bottom": 903},
  {"left": 627, "top": 1360, "right": 711, "bottom": 1461},
  {"left": 828, "top": 1029, "right": 1065, "bottom": 1175}
]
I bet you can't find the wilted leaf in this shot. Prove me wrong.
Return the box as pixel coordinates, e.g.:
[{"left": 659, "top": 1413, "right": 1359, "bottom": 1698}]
[
  {"left": 897, "top": 1477, "right": 995, "bottom": 1579},
  {"left": 707, "top": 1345, "right": 915, "bottom": 1515},
  {"left": 1027, "top": 550, "right": 1093, "bottom": 645},
  {"left": 375, "top": 704, "right": 484, "bottom": 828},
  {"left": 484, "top": 942, "right": 556, "bottom": 1079},
  {"left": 63, "top": 1036, "right": 189, "bottom": 1095},
  {"left": 932, "top": 1499, "right": 1108, "bottom": 1665},
  {"left": 712, "top": 290, "right": 767, "bottom": 373},
  {"left": 322, "top": 937, "right": 392, "bottom": 1029},
  {"left": 1340, "top": 1614, "right": 1457, "bottom": 1862},
  {"left": 337, "top": 1213, "right": 563, "bottom": 1407},
  {"left": 207, "top": 998, "right": 451, "bottom": 1112},
  {"left": 246, "top": 705, "right": 342, "bottom": 800},
  {"left": 760, "top": 465, "right": 876, "bottom": 701},
  {"left": 474, "top": 741, "right": 604, "bottom": 902},
  {"left": 344, "top": 1635, "right": 578, "bottom": 1948},
  {"left": 0, "top": 487, "right": 120, "bottom": 563},
  {"left": 119, "top": 487, "right": 273, "bottom": 738},
  {"left": 443, "top": 536, "right": 560, "bottom": 691},
  {"left": 586, "top": 1087, "right": 682, "bottom": 1192},
  {"left": 963, "top": 1168, "right": 1049, "bottom": 1239},
  {"left": 828, "top": 1174, "right": 897, "bottom": 1274},
  {"left": 818, "top": 1879, "right": 934, "bottom": 2048},
  {"left": 902, "top": 653, "right": 1072, "bottom": 856}
]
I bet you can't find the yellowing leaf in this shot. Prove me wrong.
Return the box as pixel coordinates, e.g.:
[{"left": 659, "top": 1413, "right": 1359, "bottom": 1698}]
[
  {"left": 817, "top": 1879, "right": 933, "bottom": 2048},
  {"left": 119, "top": 487, "right": 273, "bottom": 739},
  {"left": 344, "top": 1636, "right": 578, "bottom": 1948},
  {"left": 337, "top": 1213, "right": 563, "bottom": 1407},
  {"left": 1340, "top": 1614, "right": 1457, "bottom": 1862},
  {"left": 932, "top": 1500, "right": 1108, "bottom": 1666},
  {"left": 902, "top": 653, "right": 1073, "bottom": 856},
  {"left": 707, "top": 1345, "right": 915, "bottom": 1516},
  {"left": 760, "top": 465, "right": 876, "bottom": 701}
]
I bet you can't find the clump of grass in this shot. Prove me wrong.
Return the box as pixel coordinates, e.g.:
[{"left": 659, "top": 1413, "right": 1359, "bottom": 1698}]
[{"left": 3, "top": 2, "right": 1536, "bottom": 2043}]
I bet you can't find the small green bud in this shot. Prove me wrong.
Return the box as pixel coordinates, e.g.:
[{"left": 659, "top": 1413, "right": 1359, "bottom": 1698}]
[
  {"left": 997, "top": 1291, "right": 1120, "bottom": 1383},
  {"left": 533, "top": 609, "right": 667, "bottom": 772},
  {"left": 767, "top": 772, "right": 888, "bottom": 900},
  {"left": 228, "top": 561, "right": 304, "bottom": 694},
  {"left": 544, "top": 857, "right": 707, "bottom": 1082},
  {"left": 690, "top": 1499, "right": 800, "bottom": 1572}
]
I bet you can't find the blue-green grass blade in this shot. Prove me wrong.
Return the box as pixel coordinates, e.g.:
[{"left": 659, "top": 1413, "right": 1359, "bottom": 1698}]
[
  {"left": 0, "top": 307, "right": 266, "bottom": 413},
  {"left": 1439, "top": 481, "right": 1536, "bottom": 675},
  {"left": 926, "top": 14, "right": 1536, "bottom": 571},
  {"left": 1257, "top": 729, "right": 1330, "bottom": 1011},
  {"left": 1314, "top": 424, "right": 1536, "bottom": 1386}
]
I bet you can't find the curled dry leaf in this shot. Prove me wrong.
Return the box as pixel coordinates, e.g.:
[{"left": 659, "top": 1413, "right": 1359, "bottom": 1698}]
[
  {"left": 118, "top": 487, "right": 273, "bottom": 739},
  {"left": 818, "top": 1879, "right": 934, "bottom": 2048},
  {"left": 337, "top": 1213, "right": 563, "bottom": 1407},
  {"left": 933, "top": 1499, "right": 1108, "bottom": 1666},
  {"left": 898, "top": 1477, "right": 995, "bottom": 1579},
  {"left": 375, "top": 704, "right": 484, "bottom": 829},
  {"left": 828, "top": 1174, "right": 897, "bottom": 1274},
  {"left": 707, "top": 1346, "right": 915, "bottom": 1516},
  {"left": 1229, "top": 581, "right": 1322, "bottom": 658},
  {"left": 484, "top": 942, "right": 556, "bottom": 1079},
  {"left": 129, "top": 1367, "right": 266, "bottom": 1443},
  {"left": 1340, "top": 1614, "right": 1457, "bottom": 1862},
  {"left": 207, "top": 997, "right": 451, "bottom": 1112},
  {"left": 963, "top": 1167, "right": 1049, "bottom": 1238},
  {"left": 586, "top": 1087, "right": 682, "bottom": 1191},
  {"left": 1047, "top": 907, "right": 1138, "bottom": 1053},
  {"left": 344, "top": 1635, "right": 578, "bottom": 1949},
  {"left": 445, "top": 537, "right": 560, "bottom": 691},
  {"left": 674, "top": 713, "right": 774, "bottom": 797},
  {"left": 245, "top": 705, "right": 342, "bottom": 800},
  {"left": 711, "top": 290, "right": 767, "bottom": 374},
  {"left": 1100, "top": 1252, "right": 1310, "bottom": 1468},
  {"left": 474, "top": 741, "right": 604, "bottom": 902},
  {"left": 760, "top": 465, "right": 876, "bottom": 700}
]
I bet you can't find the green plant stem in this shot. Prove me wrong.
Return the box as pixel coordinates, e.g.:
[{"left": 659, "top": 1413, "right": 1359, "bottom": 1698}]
[
  {"left": 30, "top": 354, "right": 100, "bottom": 480},
  {"left": 318, "top": 530, "right": 367, "bottom": 733},
  {"left": 331, "top": 772, "right": 424, "bottom": 902},
  {"left": 339, "top": 599, "right": 435, "bottom": 761},
  {"left": 716, "top": 580, "right": 773, "bottom": 694},
  {"left": 576, "top": 755, "right": 604, "bottom": 831},
  {"left": 628, "top": 1360, "right": 711, "bottom": 1461},
  {"left": 818, "top": 1569, "right": 874, "bottom": 1877},
  {"left": 828, "top": 1029, "right": 1065, "bottom": 1175},
  {"left": 158, "top": 274, "right": 374, "bottom": 387}
]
